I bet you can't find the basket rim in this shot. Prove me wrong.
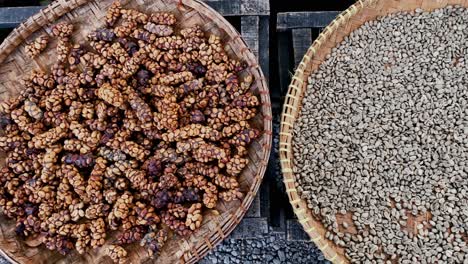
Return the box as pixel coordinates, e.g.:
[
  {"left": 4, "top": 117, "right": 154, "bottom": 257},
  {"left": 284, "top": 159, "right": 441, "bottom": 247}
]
[
  {"left": 279, "top": 0, "right": 468, "bottom": 263},
  {"left": 0, "top": 0, "right": 272, "bottom": 263},
  {"left": 280, "top": 2, "right": 375, "bottom": 263}
]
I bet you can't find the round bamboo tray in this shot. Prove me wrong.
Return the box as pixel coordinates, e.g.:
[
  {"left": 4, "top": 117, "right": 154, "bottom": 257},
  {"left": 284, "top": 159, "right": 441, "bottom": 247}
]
[
  {"left": 280, "top": 0, "right": 468, "bottom": 263},
  {"left": 0, "top": 0, "right": 272, "bottom": 263}
]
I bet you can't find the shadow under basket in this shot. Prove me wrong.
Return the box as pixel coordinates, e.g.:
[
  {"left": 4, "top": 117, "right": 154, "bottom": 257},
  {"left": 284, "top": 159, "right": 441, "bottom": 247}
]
[
  {"left": 0, "top": 0, "right": 272, "bottom": 263},
  {"left": 279, "top": 0, "right": 468, "bottom": 263}
]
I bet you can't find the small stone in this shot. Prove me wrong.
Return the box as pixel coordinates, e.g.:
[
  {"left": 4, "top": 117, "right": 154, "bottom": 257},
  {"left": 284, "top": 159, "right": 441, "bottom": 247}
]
[{"left": 278, "top": 251, "right": 285, "bottom": 261}]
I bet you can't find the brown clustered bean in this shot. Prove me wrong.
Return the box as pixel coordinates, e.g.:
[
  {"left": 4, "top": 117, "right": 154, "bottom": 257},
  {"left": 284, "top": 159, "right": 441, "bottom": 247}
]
[
  {"left": 106, "top": 245, "right": 128, "bottom": 264},
  {"left": 0, "top": 1, "right": 260, "bottom": 261},
  {"left": 25, "top": 36, "right": 49, "bottom": 58},
  {"left": 185, "top": 203, "right": 202, "bottom": 230}
]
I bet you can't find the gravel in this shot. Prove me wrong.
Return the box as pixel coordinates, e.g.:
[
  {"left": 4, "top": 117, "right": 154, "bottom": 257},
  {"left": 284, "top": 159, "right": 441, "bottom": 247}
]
[
  {"left": 294, "top": 6, "right": 468, "bottom": 264},
  {"left": 200, "top": 233, "right": 330, "bottom": 264}
]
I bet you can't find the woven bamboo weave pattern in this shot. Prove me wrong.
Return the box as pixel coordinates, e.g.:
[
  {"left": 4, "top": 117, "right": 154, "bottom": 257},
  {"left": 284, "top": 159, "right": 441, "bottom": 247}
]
[
  {"left": 280, "top": 0, "right": 468, "bottom": 263},
  {"left": 0, "top": 0, "right": 272, "bottom": 263}
]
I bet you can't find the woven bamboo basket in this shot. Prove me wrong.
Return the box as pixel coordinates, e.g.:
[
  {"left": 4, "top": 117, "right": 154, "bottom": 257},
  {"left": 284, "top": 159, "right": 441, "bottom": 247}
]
[
  {"left": 280, "top": 0, "right": 468, "bottom": 263},
  {"left": 0, "top": 0, "right": 272, "bottom": 263}
]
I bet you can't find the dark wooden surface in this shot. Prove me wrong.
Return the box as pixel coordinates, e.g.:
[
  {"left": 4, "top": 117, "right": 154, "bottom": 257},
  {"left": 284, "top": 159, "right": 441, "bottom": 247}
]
[
  {"left": 204, "top": 0, "right": 269, "bottom": 16},
  {"left": 277, "top": 11, "right": 339, "bottom": 31},
  {"left": 276, "top": 11, "right": 338, "bottom": 101},
  {"left": 0, "top": 6, "right": 42, "bottom": 28},
  {"left": 291, "top": 28, "right": 312, "bottom": 66}
]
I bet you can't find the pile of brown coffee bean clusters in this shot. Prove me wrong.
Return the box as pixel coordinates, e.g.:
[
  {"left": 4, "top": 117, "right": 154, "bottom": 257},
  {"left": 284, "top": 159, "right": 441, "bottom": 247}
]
[{"left": 0, "top": 1, "right": 260, "bottom": 262}]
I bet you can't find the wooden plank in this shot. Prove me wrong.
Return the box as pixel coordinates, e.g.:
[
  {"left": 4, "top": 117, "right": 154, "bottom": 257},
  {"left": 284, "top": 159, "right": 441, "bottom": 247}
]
[
  {"left": 230, "top": 217, "right": 269, "bottom": 239},
  {"left": 240, "top": 15, "right": 268, "bottom": 219},
  {"left": 277, "top": 11, "right": 340, "bottom": 31},
  {"left": 240, "top": 16, "right": 259, "bottom": 59},
  {"left": 258, "top": 15, "right": 269, "bottom": 80},
  {"left": 0, "top": 6, "right": 43, "bottom": 29},
  {"left": 286, "top": 219, "right": 310, "bottom": 241},
  {"left": 202, "top": 0, "right": 269, "bottom": 16},
  {"left": 292, "top": 28, "right": 312, "bottom": 67},
  {"left": 259, "top": 171, "right": 270, "bottom": 218},
  {"left": 277, "top": 31, "right": 293, "bottom": 100},
  {"left": 240, "top": 15, "right": 270, "bottom": 114},
  {"left": 245, "top": 192, "right": 261, "bottom": 217},
  {"left": 240, "top": 0, "right": 269, "bottom": 15},
  {"left": 202, "top": 0, "right": 242, "bottom": 16},
  {"left": 264, "top": 145, "right": 286, "bottom": 231}
]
